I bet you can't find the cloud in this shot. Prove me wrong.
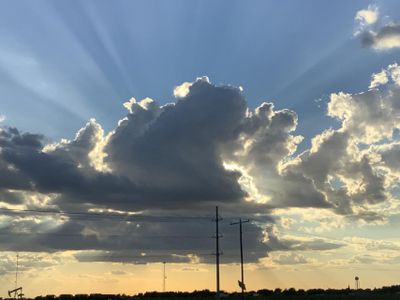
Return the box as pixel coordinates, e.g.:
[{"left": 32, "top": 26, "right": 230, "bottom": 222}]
[
  {"left": 0, "top": 252, "right": 62, "bottom": 276},
  {"left": 369, "top": 63, "right": 400, "bottom": 89},
  {"left": 369, "top": 69, "right": 389, "bottom": 88},
  {"left": 361, "top": 24, "right": 400, "bottom": 49},
  {"left": 1, "top": 66, "right": 400, "bottom": 264},
  {"left": 271, "top": 252, "right": 312, "bottom": 265},
  {"left": 103, "top": 78, "right": 249, "bottom": 211},
  {"left": 263, "top": 225, "right": 344, "bottom": 252},
  {"left": 345, "top": 236, "right": 400, "bottom": 252},
  {"left": 354, "top": 5, "right": 400, "bottom": 50},
  {"left": 355, "top": 5, "right": 379, "bottom": 26},
  {"left": 379, "top": 143, "right": 400, "bottom": 171},
  {"left": 173, "top": 77, "right": 209, "bottom": 98},
  {"left": 0, "top": 79, "right": 277, "bottom": 263},
  {"left": 279, "top": 64, "right": 400, "bottom": 219}
]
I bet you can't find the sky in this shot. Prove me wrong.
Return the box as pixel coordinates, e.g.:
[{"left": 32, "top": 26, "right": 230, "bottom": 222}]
[{"left": 1, "top": 0, "right": 400, "bottom": 297}]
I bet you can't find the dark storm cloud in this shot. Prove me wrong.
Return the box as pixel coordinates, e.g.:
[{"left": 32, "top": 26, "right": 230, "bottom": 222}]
[
  {"left": 0, "top": 79, "right": 250, "bottom": 213},
  {"left": 105, "top": 79, "right": 247, "bottom": 208},
  {"left": 0, "top": 127, "right": 42, "bottom": 191}
]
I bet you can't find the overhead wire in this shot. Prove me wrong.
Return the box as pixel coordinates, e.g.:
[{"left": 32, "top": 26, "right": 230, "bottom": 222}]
[{"left": 0, "top": 207, "right": 213, "bottom": 222}]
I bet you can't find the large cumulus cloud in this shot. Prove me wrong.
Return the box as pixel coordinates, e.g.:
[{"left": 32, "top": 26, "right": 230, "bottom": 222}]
[
  {"left": 1, "top": 66, "right": 400, "bottom": 266},
  {"left": 104, "top": 78, "right": 248, "bottom": 209},
  {"left": 0, "top": 78, "right": 276, "bottom": 265}
]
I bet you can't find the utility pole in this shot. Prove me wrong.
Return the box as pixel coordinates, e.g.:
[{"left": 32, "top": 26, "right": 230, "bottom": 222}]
[
  {"left": 15, "top": 253, "right": 19, "bottom": 289},
  {"left": 162, "top": 262, "right": 166, "bottom": 292},
  {"left": 213, "top": 206, "right": 222, "bottom": 297},
  {"left": 230, "top": 219, "right": 249, "bottom": 300}
]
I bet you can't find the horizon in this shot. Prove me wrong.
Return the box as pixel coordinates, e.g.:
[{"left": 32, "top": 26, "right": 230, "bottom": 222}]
[
  {"left": 2, "top": 0, "right": 400, "bottom": 298},
  {"left": 7, "top": 285, "right": 400, "bottom": 300}
]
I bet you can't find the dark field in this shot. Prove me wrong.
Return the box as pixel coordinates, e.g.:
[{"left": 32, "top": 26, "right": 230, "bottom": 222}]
[{"left": 8, "top": 287, "right": 400, "bottom": 300}]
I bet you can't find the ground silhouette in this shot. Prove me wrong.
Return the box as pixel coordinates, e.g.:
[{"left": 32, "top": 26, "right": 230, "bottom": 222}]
[{"left": 5, "top": 285, "right": 400, "bottom": 300}]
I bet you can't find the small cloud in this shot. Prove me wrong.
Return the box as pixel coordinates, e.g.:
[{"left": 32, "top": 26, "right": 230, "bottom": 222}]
[
  {"left": 361, "top": 24, "right": 400, "bottom": 49},
  {"left": 0, "top": 115, "right": 5, "bottom": 122},
  {"left": 355, "top": 5, "right": 379, "bottom": 26},
  {"left": 369, "top": 69, "right": 389, "bottom": 88},
  {"left": 369, "top": 63, "right": 400, "bottom": 88},
  {"left": 272, "top": 252, "right": 312, "bottom": 265},
  {"left": 123, "top": 97, "right": 157, "bottom": 113},
  {"left": 355, "top": 4, "right": 400, "bottom": 50},
  {"left": 174, "top": 82, "right": 192, "bottom": 98}
]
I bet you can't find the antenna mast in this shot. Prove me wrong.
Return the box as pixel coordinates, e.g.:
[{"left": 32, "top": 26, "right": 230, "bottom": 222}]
[
  {"left": 8, "top": 253, "right": 23, "bottom": 299},
  {"left": 15, "top": 253, "right": 19, "bottom": 289}
]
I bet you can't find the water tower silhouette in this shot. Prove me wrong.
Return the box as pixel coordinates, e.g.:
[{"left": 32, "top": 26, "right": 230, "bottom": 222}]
[{"left": 355, "top": 276, "right": 360, "bottom": 289}]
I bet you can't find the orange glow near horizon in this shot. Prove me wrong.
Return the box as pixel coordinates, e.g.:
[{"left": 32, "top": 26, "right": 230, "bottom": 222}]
[{"left": 3, "top": 260, "right": 400, "bottom": 297}]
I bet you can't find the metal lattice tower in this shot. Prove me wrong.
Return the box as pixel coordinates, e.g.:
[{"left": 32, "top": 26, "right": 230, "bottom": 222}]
[{"left": 213, "top": 206, "right": 222, "bottom": 297}]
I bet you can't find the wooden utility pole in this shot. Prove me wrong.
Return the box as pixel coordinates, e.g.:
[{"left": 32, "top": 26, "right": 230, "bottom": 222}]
[
  {"left": 162, "top": 262, "right": 166, "bottom": 292},
  {"left": 231, "top": 219, "right": 249, "bottom": 300}
]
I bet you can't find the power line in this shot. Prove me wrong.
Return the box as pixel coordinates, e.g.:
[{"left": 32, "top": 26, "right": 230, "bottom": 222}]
[
  {"left": 0, "top": 207, "right": 213, "bottom": 222},
  {"left": 76, "top": 253, "right": 219, "bottom": 261},
  {"left": 0, "top": 232, "right": 212, "bottom": 239}
]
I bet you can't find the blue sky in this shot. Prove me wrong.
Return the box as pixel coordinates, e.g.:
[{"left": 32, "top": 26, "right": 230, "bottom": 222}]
[
  {"left": 3, "top": 1, "right": 400, "bottom": 295},
  {"left": 1, "top": 0, "right": 399, "bottom": 142}
]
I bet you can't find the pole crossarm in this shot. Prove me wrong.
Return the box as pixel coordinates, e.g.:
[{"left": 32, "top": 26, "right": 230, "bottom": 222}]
[{"left": 230, "top": 219, "right": 249, "bottom": 226}]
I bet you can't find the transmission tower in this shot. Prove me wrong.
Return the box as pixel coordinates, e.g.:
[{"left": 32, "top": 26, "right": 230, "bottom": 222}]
[{"left": 213, "top": 206, "right": 222, "bottom": 297}]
